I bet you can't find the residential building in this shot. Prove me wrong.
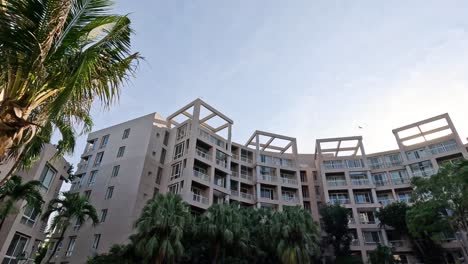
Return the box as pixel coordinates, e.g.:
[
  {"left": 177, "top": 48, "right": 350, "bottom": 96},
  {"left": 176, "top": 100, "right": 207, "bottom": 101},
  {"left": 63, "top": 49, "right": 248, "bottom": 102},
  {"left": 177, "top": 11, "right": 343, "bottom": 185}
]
[
  {"left": 51, "top": 99, "right": 467, "bottom": 264},
  {"left": 0, "top": 144, "right": 70, "bottom": 263}
]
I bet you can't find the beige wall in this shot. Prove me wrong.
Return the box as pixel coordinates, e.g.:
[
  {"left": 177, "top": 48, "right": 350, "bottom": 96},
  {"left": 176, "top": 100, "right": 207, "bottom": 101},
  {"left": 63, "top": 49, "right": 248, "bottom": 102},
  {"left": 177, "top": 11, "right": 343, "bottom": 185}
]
[{"left": 0, "top": 144, "right": 70, "bottom": 263}]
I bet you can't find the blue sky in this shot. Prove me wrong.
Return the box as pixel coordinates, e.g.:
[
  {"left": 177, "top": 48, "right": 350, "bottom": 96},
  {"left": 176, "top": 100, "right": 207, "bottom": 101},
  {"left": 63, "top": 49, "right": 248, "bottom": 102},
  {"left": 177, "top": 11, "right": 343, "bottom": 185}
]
[{"left": 65, "top": 0, "right": 468, "bottom": 167}]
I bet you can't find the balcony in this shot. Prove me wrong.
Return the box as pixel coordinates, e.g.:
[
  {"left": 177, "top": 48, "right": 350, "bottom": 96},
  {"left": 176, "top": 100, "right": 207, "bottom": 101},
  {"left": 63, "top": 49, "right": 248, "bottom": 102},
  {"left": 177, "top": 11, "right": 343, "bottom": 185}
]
[
  {"left": 196, "top": 148, "right": 212, "bottom": 161},
  {"left": 193, "top": 170, "right": 210, "bottom": 182},
  {"left": 232, "top": 154, "right": 239, "bottom": 160},
  {"left": 351, "top": 239, "right": 360, "bottom": 246},
  {"left": 231, "top": 171, "right": 239, "bottom": 178},
  {"left": 191, "top": 192, "right": 209, "bottom": 205},
  {"left": 216, "top": 159, "right": 227, "bottom": 168},
  {"left": 378, "top": 199, "right": 395, "bottom": 206},
  {"left": 241, "top": 192, "right": 254, "bottom": 200},
  {"left": 77, "top": 162, "right": 88, "bottom": 171},
  {"left": 324, "top": 163, "right": 345, "bottom": 170},
  {"left": 282, "top": 195, "right": 299, "bottom": 203},
  {"left": 327, "top": 180, "right": 347, "bottom": 187},
  {"left": 240, "top": 156, "right": 253, "bottom": 163},
  {"left": 369, "top": 163, "right": 384, "bottom": 170},
  {"left": 329, "top": 198, "right": 350, "bottom": 205},
  {"left": 389, "top": 240, "right": 410, "bottom": 248},
  {"left": 373, "top": 179, "right": 389, "bottom": 186},
  {"left": 429, "top": 143, "right": 458, "bottom": 155},
  {"left": 281, "top": 177, "right": 298, "bottom": 185},
  {"left": 412, "top": 169, "right": 435, "bottom": 177},
  {"left": 392, "top": 178, "right": 410, "bottom": 185},
  {"left": 259, "top": 174, "right": 277, "bottom": 183},
  {"left": 351, "top": 179, "right": 370, "bottom": 186},
  {"left": 231, "top": 190, "right": 239, "bottom": 197},
  {"left": 240, "top": 173, "right": 253, "bottom": 181}
]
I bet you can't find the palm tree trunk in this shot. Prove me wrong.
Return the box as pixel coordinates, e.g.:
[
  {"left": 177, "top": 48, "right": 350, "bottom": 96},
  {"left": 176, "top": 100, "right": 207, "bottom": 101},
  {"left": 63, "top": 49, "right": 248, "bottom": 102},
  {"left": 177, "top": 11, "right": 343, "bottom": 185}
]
[
  {"left": 212, "top": 243, "right": 221, "bottom": 264},
  {"left": 44, "top": 224, "right": 69, "bottom": 264}
]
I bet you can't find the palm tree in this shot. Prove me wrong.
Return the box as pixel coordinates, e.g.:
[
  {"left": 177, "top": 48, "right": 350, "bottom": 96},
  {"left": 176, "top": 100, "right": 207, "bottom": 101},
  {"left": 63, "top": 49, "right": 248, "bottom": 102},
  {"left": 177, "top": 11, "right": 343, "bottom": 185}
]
[
  {"left": 0, "top": 175, "right": 44, "bottom": 229},
  {"left": 42, "top": 192, "right": 98, "bottom": 263},
  {"left": 198, "top": 203, "right": 248, "bottom": 264},
  {"left": 0, "top": 0, "right": 140, "bottom": 184},
  {"left": 271, "top": 206, "right": 319, "bottom": 264},
  {"left": 134, "top": 193, "right": 191, "bottom": 264}
]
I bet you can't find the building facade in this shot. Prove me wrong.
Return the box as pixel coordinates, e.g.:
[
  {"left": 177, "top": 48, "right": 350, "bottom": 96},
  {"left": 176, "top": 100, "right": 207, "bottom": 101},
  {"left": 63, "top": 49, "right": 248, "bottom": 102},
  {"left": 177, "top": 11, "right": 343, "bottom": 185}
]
[
  {"left": 0, "top": 144, "right": 70, "bottom": 264},
  {"left": 51, "top": 99, "right": 467, "bottom": 263}
]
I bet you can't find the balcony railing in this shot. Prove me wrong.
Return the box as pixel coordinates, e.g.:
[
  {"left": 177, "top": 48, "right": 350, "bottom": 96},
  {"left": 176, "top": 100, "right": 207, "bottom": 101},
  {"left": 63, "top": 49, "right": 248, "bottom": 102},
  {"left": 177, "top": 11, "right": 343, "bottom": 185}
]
[
  {"left": 192, "top": 192, "right": 209, "bottom": 205},
  {"left": 241, "top": 192, "right": 253, "bottom": 200},
  {"left": 378, "top": 199, "right": 395, "bottom": 206},
  {"left": 351, "top": 179, "right": 370, "bottom": 186},
  {"left": 429, "top": 143, "right": 458, "bottom": 155},
  {"left": 240, "top": 173, "right": 253, "bottom": 181},
  {"left": 351, "top": 239, "right": 360, "bottom": 246},
  {"left": 324, "top": 163, "right": 345, "bottom": 170},
  {"left": 281, "top": 177, "right": 298, "bottom": 185},
  {"left": 196, "top": 148, "right": 211, "bottom": 161},
  {"left": 241, "top": 156, "right": 253, "bottom": 163},
  {"left": 398, "top": 197, "right": 411, "bottom": 204},
  {"left": 373, "top": 179, "right": 389, "bottom": 186},
  {"left": 232, "top": 154, "right": 239, "bottom": 160},
  {"left": 231, "top": 171, "right": 239, "bottom": 178},
  {"left": 369, "top": 163, "right": 384, "bottom": 170},
  {"left": 329, "top": 198, "right": 350, "bottom": 205},
  {"left": 216, "top": 159, "right": 227, "bottom": 168},
  {"left": 412, "top": 169, "right": 435, "bottom": 177},
  {"left": 231, "top": 190, "right": 239, "bottom": 196},
  {"left": 327, "top": 180, "right": 346, "bottom": 187},
  {"left": 282, "top": 196, "right": 299, "bottom": 203},
  {"left": 359, "top": 220, "right": 377, "bottom": 225},
  {"left": 193, "top": 170, "right": 210, "bottom": 182},
  {"left": 214, "top": 178, "right": 226, "bottom": 188},
  {"left": 389, "top": 240, "right": 410, "bottom": 248},
  {"left": 392, "top": 178, "right": 410, "bottom": 185},
  {"left": 77, "top": 162, "right": 88, "bottom": 171},
  {"left": 259, "top": 174, "right": 277, "bottom": 182}
]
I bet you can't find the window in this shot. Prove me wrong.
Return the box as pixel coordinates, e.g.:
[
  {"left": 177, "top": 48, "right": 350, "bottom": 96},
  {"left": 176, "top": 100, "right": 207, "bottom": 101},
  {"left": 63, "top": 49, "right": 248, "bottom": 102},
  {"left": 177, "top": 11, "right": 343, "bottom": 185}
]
[
  {"left": 94, "top": 152, "right": 104, "bottom": 167},
  {"left": 313, "top": 171, "right": 318, "bottom": 181},
  {"left": 111, "top": 165, "right": 120, "bottom": 177},
  {"left": 372, "top": 172, "right": 388, "bottom": 186},
  {"left": 84, "top": 190, "right": 92, "bottom": 200},
  {"left": 116, "top": 146, "right": 125, "bottom": 158},
  {"left": 65, "top": 237, "right": 76, "bottom": 257},
  {"left": 390, "top": 170, "right": 409, "bottom": 184},
  {"left": 122, "top": 128, "right": 130, "bottom": 139},
  {"left": 88, "top": 171, "right": 98, "bottom": 186},
  {"left": 354, "top": 192, "right": 373, "bottom": 204},
  {"left": 156, "top": 167, "right": 163, "bottom": 184},
  {"left": 3, "top": 233, "right": 30, "bottom": 264},
  {"left": 171, "top": 162, "right": 182, "bottom": 181},
  {"left": 363, "top": 231, "right": 381, "bottom": 244},
  {"left": 160, "top": 148, "right": 167, "bottom": 164},
  {"left": 302, "top": 186, "right": 309, "bottom": 198},
  {"left": 105, "top": 186, "right": 114, "bottom": 200},
  {"left": 176, "top": 124, "right": 188, "bottom": 140},
  {"left": 300, "top": 171, "right": 307, "bottom": 182},
  {"left": 99, "top": 135, "right": 109, "bottom": 148},
  {"left": 20, "top": 206, "right": 39, "bottom": 227},
  {"left": 303, "top": 202, "right": 311, "bottom": 211},
  {"left": 39, "top": 164, "right": 57, "bottom": 190},
  {"left": 74, "top": 219, "right": 82, "bottom": 231},
  {"left": 168, "top": 182, "right": 182, "bottom": 194},
  {"left": 173, "top": 142, "right": 185, "bottom": 160},
  {"left": 346, "top": 159, "right": 363, "bottom": 168},
  {"left": 163, "top": 131, "right": 170, "bottom": 146},
  {"left": 100, "top": 209, "right": 108, "bottom": 223},
  {"left": 406, "top": 148, "right": 428, "bottom": 160},
  {"left": 92, "top": 234, "right": 101, "bottom": 249},
  {"left": 409, "top": 160, "right": 435, "bottom": 177}
]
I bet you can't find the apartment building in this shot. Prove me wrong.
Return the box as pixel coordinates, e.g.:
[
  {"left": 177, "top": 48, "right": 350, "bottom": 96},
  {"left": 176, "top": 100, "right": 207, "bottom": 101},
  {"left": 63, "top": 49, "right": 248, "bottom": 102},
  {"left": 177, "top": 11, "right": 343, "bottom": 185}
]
[
  {"left": 50, "top": 98, "right": 467, "bottom": 264},
  {"left": 0, "top": 144, "right": 70, "bottom": 264},
  {"left": 317, "top": 114, "right": 468, "bottom": 262}
]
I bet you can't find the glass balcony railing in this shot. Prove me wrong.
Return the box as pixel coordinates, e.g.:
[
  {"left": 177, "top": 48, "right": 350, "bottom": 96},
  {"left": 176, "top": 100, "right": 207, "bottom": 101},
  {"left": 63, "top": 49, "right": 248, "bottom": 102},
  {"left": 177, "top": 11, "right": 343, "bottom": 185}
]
[
  {"left": 373, "top": 179, "right": 389, "bottom": 186},
  {"left": 412, "top": 169, "right": 435, "bottom": 177},
  {"left": 392, "top": 178, "right": 411, "bottom": 185},
  {"left": 327, "top": 180, "right": 347, "bottom": 187},
  {"left": 378, "top": 199, "right": 395, "bottom": 206},
  {"left": 328, "top": 198, "right": 350, "bottom": 205},
  {"left": 192, "top": 192, "right": 209, "bottom": 205},
  {"left": 281, "top": 177, "right": 298, "bottom": 185},
  {"left": 231, "top": 171, "right": 239, "bottom": 178},
  {"left": 282, "top": 195, "right": 299, "bottom": 203},
  {"left": 259, "top": 174, "right": 277, "bottom": 182},
  {"left": 429, "top": 143, "right": 458, "bottom": 155},
  {"left": 240, "top": 156, "right": 253, "bottom": 163},
  {"left": 240, "top": 173, "right": 254, "bottom": 181},
  {"left": 351, "top": 179, "right": 370, "bottom": 186},
  {"left": 196, "top": 148, "right": 211, "bottom": 161},
  {"left": 193, "top": 170, "right": 210, "bottom": 182}
]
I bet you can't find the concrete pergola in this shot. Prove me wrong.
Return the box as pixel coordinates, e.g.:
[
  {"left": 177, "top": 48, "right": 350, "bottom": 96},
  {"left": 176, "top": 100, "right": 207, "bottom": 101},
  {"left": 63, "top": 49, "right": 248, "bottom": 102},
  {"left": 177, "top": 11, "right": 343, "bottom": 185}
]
[
  {"left": 245, "top": 130, "right": 297, "bottom": 154},
  {"left": 315, "top": 136, "right": 365, "bottom": 158},
  {"left": 166, "top": 98, "right": 233, "bottom": 135},
  {"left": 392, "top": 113, "right": 456, "bottom": 147}
]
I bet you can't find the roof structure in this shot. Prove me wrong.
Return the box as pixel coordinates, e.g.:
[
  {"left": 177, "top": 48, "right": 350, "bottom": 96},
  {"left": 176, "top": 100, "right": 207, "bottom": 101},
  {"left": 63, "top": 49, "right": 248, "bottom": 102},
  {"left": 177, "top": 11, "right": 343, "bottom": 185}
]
[
  {"left": 245, "top": 130, "right": 297, "bottom": 154},
  {"left": 315, "top": 136, "right": 364, "bottom": 157}
]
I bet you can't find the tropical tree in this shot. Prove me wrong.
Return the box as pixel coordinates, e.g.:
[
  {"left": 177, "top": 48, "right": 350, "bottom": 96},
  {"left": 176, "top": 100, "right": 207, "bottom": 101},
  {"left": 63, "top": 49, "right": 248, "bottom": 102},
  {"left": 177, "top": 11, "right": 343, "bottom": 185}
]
[
  {"left": 0, "top": 175, "right": 43, "bottom": 229},
  {"left": 87, "top": 243, "right": 142, "bottom": 264},
  {"left": 197, "top": 203, "right": 249, "bottom": 264},
  {"left": 320, "top": 204, "right": 352, "bottom": 257},
  {"left": 368, "top": 245, "right": 394, "bottom": 264},
  {"left": 42, "top": 192, "right": 99, "bottom": 263},
  {"left": 271, "top": 206, "right": 319, "bottom": 264},
  {"left": 134, "top": 193, "right": 191, "bottom": 264},
  {"left": 0, "top": 0, "right": 140, "bottom": 184}
]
